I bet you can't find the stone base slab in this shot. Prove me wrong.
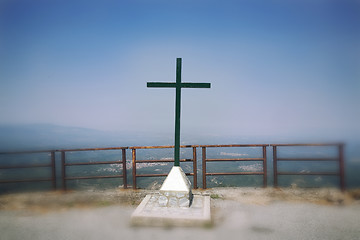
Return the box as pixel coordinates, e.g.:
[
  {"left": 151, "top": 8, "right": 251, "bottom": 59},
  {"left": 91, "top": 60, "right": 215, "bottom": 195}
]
[{"left": 131, "top": 194, "right": 211, "bottom": 227}]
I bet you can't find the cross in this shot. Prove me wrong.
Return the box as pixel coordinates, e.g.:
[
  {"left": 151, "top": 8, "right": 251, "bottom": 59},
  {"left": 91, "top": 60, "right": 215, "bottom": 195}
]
[{"left": 147, "top": 58, "right": 211, "bottom": 167}]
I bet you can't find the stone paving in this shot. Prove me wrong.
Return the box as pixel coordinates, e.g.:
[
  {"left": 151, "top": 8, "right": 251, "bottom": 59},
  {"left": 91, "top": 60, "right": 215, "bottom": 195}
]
[
  {"left": 1, "top": 188, "right": 360, "bottom": 240},
  {"left": 158, "top": 191, "right": 193, "bottom": 207}
]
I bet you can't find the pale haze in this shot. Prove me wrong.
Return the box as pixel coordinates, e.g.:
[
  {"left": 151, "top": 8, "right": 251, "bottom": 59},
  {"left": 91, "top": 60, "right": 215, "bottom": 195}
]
[{"left": 1, "top": 0, "right": 359, "bottom": 141}]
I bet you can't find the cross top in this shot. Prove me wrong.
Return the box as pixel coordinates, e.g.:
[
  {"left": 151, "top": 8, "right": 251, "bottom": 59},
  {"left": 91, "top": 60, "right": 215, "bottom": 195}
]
[{"left": 147, "top": 58, "right": 211, "bottom": 167}]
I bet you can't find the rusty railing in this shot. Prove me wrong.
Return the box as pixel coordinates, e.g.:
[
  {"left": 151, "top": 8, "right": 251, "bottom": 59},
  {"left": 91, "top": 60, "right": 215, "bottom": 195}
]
[
  {"left": 271, "top": 143, "right": 345, "bottom": 191},
  {"left": 0, "top": 150, "right": 56, "bottom": 189},
  {"left": 130, "top": 145, "right": 198, "bottom": 190},
  {"left": 0, "top": 143, "right": 347, "bottom": 192},
  {"left": 60, "top": 147, "right": 128, "bottom": 191},
  {"left": 201, "top": 144, "right": 268, "bottom": 189}
]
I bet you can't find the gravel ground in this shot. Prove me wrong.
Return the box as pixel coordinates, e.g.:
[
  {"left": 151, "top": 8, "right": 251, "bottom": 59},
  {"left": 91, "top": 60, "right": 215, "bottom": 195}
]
[{"left": 1, "top": 188, "right": 359, "bottom": 240}]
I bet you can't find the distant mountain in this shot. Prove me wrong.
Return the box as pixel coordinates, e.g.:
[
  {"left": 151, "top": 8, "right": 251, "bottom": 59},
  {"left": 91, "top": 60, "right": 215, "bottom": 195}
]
[
  {"left": 1, "top": 123, "right": 359, "bottom": 155},
  {"left": 0, "top": 124, "right": 172, "bottom": 151}
]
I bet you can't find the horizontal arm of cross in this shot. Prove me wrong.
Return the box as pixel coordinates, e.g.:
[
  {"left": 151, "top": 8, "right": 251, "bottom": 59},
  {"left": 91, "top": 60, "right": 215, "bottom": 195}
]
[
  {"left": 147, "top": 82, "right": 176, "bottom": 88},
  {"left": 147, "top": 82, "right": 211, "bottom": 88},
  {"left": 181, "top": 83, "right": 211, "bottom": 88}
]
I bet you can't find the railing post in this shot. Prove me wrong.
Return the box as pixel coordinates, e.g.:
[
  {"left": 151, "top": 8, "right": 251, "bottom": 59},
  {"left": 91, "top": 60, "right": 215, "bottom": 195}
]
[
  {"left": 122, "top": 148, "right": 127, "bottom": 189},
  {"left": 272, "top": 146, "right": 278, "bottom": 188},
  {"left": 202, "top": 147, "right": 207, "bottom": 189},
  {"left": 61, "top": 151, "right": 66, "bottom": 191},
  {"left": 262, "top": 146, "right": 267, "bottom": 188},
  {"left": 51, "top": 151, "right": 56, "bottom": 190},
  {"left": 132, "top": 149, "right": 137, "bottom": 190},
  {"left": 192, "top": 147, "right": 197, "bottom": 189},
  {"left": 339, "top": 144, "right": 345, "bottom": 192}
]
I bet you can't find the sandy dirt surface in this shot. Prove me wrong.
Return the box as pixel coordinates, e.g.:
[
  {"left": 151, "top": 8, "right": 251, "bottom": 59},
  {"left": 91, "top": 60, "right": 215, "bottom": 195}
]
[{"left": 1, "top": 188, "right": 360, "bottom": 240}]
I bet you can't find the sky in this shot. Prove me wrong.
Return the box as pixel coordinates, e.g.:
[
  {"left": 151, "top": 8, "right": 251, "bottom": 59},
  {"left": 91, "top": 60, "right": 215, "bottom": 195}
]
[{"left": 0, "top": 0, "right": 359, "bottom": 141}]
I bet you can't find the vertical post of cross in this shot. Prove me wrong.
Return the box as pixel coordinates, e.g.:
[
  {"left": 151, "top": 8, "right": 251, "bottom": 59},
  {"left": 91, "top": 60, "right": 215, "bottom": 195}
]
[{"left": 174, "top": 58, "right": 182, "bottom": 166}]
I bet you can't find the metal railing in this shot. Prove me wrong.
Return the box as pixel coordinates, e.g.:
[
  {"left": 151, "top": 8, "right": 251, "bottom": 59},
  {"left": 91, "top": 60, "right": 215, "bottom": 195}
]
[
  {"left": 271, "top": 143, "right": 345, "bottom": 191},
  {"left": 0, "top": 150, "right": 56, "bottom": 189},
  {"left": 0, "top": 148, "right": 128, "bottom": 191},
  {"left": 59, "top": 147, "right": 128, "bottom": 191},
  {"left": 130, "top": 145, "right": 198, "bottom": 189},
  {"left": 0, "top": 143, "right": 346, "bottom": 192},
  {"left": 201, "top": 144, "right": 268, "bottom": 189}
]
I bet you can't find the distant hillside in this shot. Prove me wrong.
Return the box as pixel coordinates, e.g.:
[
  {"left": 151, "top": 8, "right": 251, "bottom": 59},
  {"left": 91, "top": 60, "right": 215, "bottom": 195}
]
[
  {"left": 1, "top": 123, "right": 359, "bottom": 156},
  {"left": 0, "top": 124, "right": 171, "bottom": 151}
]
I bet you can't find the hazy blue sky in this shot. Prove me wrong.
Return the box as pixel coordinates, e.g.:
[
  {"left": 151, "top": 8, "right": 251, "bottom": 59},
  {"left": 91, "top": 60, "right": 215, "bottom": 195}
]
[{"left": 1, "top": 0, "right": 359, "bottom": 139}]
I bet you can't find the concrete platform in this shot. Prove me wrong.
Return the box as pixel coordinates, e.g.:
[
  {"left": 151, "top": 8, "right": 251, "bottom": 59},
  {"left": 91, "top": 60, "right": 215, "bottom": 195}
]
[
  {"left": 1, "top": 188, "right": 359, "bottom": 240},
  {"left": 131, "top": 194, "right": 211, "bottom": 227}
]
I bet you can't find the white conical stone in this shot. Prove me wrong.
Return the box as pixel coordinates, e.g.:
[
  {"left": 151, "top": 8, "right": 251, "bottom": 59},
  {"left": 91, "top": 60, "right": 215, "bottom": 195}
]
[{"left": 160, "top": 166, "right": 191, "bottom": 192}]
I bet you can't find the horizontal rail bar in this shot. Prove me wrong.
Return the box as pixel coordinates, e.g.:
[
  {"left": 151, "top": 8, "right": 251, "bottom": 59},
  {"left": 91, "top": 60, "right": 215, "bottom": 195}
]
[
  {"left": 0, "top": 147, "right": 128, "bottom": 154},
  {"left": 136, "top": 173, "right": 168, "bottom": 177},
  {"left": 277, "top": 172, "right": 339, "bottom": 176},
  {"left": 136, "top": 173, "right": 194, "bottom": 177},
  {"left": 134, "top": 159, "right": 193, "bottom": 163},
  {"left": 205, "top": 158, "right": 264, "bottom": 162},
  {"left": 130, "top": 145, "right": 198, "bottom": 149},
  {"left": 61, "top": 147, "right": 128, "bottom": 152},
  {"left": 0, "top": 164, "right": 52, "bottom": 169},
  {"left": 135, "top": 160, "right": 170, "bottom": 163},
  {"left": 277, "top": 158, "right": 339, "bottom": 161},
  {"left": 64, "top": 161, "right": 123, "bottom": 166},
  {"left": 270, "top": 143, "right": 343, "bottom": 147},
  {"left": 65, "top": 175, "right": 123, "bottom": 180},
  {"left": 206, "top": 172, "right": 264, "bottom": 176},
  {"left": 0, "top": 178, "right": 53, "bottom": 183},
  {"left": 199, "top": 144, "right": 268, "bottom": 148},
  {"left": 0, "top": 150, "right": 53, "bottom": 154}
]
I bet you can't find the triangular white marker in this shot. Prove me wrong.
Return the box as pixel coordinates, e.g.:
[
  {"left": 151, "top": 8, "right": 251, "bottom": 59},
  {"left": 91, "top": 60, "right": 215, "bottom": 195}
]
[{"left": 160, "top": 166, "right": 192, "bottom": 192}]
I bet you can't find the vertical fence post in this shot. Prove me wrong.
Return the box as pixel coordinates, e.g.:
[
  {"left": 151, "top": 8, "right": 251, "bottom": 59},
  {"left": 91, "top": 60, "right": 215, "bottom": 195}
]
[
  {"left": 132, "top": 149, "right": 136, "bottom": 190},
  {"left": 122, "top": 148, "right": 127, "bottom": 189},
  {"left": 192, "top": 147, "right": 197, "bottom": 189},
  {"left": 339, "top": 144, "right": 345, "bottom": 192},
  {"left": 272, "top": 146, "right": 278, "bottom": 188},
  {"left": 61, "top": 151, "right": 66, "bottom": 191},
  {"left": 51, "top": 151, "right": 56, "bottom": 190},
  {"left": 262, "top": 146, "right": 267, "bottom": 188},
  {"left": 202, "top": 147, "right": 207, "bottom": 189}
]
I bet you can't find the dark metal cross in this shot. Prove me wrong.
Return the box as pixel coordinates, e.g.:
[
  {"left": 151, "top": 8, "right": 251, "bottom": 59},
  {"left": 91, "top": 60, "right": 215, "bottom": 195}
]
[{"left": 147, "top": 58, "right": 211, "bottom": 167}]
